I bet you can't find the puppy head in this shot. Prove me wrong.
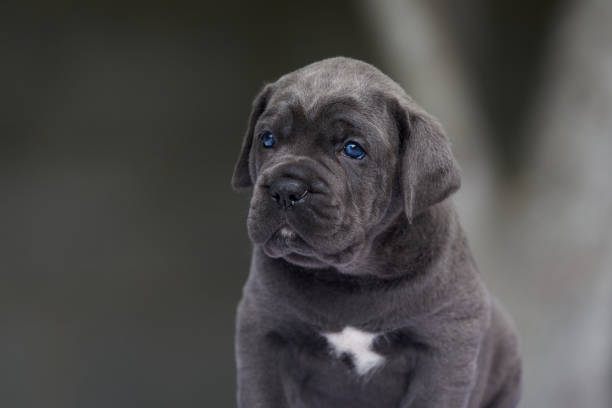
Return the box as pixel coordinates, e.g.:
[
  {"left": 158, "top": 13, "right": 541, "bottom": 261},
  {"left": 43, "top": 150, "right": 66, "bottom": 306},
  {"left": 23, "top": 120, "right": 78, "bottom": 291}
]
[{"left": 232, "top": 57, "right": 460, "bottom": 272}]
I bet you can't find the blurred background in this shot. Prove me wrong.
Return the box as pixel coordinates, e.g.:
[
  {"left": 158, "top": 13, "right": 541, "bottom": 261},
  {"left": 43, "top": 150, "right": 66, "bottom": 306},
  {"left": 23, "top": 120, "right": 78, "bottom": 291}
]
[{"left": 1, "top": 0, "right": 611, "bottom": 406}]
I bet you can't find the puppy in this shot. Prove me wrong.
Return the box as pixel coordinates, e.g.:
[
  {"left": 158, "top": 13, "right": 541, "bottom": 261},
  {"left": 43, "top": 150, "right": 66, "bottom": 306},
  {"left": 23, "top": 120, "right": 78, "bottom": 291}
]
[{"left": 231, "top": 57, "right": 521, "bottom": 408}]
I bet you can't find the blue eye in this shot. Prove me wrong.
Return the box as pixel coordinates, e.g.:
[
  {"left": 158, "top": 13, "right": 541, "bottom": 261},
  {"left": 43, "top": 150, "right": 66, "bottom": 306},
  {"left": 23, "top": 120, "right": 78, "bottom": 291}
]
[
  {"left": 260, "top": 131, "right": 275, "bottom": 148},
  {"left": 343, "top": 142, "right": 366, "bottom": 159}
]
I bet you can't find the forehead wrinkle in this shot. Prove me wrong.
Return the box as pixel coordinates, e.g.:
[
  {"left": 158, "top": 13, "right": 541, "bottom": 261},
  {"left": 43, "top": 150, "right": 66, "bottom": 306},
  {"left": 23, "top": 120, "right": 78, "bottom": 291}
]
[
  {"left": 258, "top": 100, "right": 287, "bottom": 123},
  {"left": 257, "top": 101, "right": 295, "bottom": 136},
  {"left": 287, "top": 102, "right": 307, "bottom": 126},
  {"left": 361, "top": 108, "right": 393, "bottom": 150},
  {"left": 272, "top": 78, "right": 393, "bottom": 149},
  {"left": 313, "top": 104, "right": 392, "bottom": 151},
  {"left": 308, "top": 95, "right": 363, "bottom": 120}
]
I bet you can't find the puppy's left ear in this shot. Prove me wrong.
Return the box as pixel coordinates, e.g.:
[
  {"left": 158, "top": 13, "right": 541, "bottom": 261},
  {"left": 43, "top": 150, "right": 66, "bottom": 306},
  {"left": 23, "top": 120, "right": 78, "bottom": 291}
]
[
  {"left": 231, "top": 83, "right": 274, "bottom": 190},
  {"left": 394, "top": 97, "right": 461, "bottom": 221}
]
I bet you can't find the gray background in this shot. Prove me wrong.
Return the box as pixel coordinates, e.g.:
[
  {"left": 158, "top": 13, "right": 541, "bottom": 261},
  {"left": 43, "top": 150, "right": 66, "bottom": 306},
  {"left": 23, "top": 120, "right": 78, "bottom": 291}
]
[{"left": 2, "top": 1, "right": 610, "bottom": 407}]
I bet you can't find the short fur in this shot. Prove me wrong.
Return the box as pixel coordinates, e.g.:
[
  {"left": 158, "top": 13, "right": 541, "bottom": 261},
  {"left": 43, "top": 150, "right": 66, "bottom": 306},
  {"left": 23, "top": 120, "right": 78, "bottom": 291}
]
[{"left": 232, "top": 57, "right": 521, "bottom": 408}]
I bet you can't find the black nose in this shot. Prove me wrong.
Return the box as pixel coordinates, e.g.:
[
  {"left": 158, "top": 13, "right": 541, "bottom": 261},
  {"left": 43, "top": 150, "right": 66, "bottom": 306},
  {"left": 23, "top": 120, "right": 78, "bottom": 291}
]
[{"left": 269, "top": 177, "right": 309, "bottom": 209}]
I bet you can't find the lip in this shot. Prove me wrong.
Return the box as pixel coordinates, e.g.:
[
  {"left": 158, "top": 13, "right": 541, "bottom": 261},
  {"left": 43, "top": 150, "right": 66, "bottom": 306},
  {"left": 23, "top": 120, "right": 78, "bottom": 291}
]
[
  {"left": 270, "top": 224, "right": 300, "bottom": 245},
  {"left": 263, "top": 225, "right": 313, "bottom": 258},
  {"left": 278, "top": 225, "right": 297, "bottom": 239}
]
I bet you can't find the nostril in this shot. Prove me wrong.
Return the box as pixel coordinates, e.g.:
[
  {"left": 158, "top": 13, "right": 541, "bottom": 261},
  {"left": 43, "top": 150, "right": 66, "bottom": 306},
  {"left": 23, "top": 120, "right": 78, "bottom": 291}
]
[
  {"left": 288, "top": 190, "right": 308, "bottom": 203},
  {"left": 269, "top": 177, "right": 309, "bottom": 209}
]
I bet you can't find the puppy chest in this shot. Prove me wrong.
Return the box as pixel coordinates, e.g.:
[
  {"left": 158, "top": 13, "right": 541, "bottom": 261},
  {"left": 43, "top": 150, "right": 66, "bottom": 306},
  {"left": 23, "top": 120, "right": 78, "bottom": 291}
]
[
  {"left": 272, "top": 324, "right": 422, "bottom": 379},
  {"left": 322, "top": 326, "right": 385, "bottom": 375},
  {"left": 277, "top": 326, "right": 416, "bottom": 407}
]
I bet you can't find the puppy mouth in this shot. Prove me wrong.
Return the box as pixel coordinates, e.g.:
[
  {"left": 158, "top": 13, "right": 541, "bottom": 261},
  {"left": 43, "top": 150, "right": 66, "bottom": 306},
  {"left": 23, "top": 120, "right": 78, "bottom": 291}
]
[
  {"left": 247, "top": 180, "right": 362, "bottom": 266},
  {"left": 262, "top": 224, "right": 315, "bottom": 258}
]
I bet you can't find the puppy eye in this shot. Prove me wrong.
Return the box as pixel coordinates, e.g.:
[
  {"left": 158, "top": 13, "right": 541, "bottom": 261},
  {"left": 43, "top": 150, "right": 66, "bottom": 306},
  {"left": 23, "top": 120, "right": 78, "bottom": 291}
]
[
  {"left": 260, "top": 131, "right": 275, "bottom": 148},
  {"left": 343, "top": 141, "right": 366, "bottom": 160}
]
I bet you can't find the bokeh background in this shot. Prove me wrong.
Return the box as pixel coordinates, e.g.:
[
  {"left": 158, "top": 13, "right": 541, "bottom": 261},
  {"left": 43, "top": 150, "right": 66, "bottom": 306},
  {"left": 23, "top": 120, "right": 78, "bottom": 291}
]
[{"left": 2, "top": 1, "right": 611, "bottom": 407}]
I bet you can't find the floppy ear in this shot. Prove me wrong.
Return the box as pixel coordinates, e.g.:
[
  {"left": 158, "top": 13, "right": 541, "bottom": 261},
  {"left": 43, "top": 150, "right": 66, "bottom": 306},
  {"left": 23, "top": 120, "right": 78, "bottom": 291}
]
[
  {"left": 395, "top": 98, "right": 461, "bottom": 221},
  {"left": 231, "top": 83, "right": 274, "bottom": 190}
]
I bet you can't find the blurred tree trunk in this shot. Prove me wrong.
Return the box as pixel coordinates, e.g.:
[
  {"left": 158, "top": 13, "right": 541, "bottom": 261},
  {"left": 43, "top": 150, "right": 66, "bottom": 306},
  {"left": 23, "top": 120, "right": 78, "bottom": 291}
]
[
  {"left": 360, "top": 0, "right": 612, "bottom": 407},
  {"left": 517, "top": 0, "right": 612, "bottom": 405}
]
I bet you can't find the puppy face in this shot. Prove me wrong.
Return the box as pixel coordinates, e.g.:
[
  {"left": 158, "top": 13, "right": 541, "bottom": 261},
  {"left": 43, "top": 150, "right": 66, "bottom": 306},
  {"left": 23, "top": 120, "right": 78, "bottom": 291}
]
[
  {"left": 232, "top": 58, "right": 461, "bottom": 273},
  {"left": 247, "top": 88, "right": 398, "bottom": 268}
]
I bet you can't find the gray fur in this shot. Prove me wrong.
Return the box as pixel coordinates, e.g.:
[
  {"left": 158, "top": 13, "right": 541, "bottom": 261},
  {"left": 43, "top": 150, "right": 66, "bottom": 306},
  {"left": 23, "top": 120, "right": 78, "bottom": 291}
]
[{"left": 232, "top": 57, "right": 521, "bottom": 408}]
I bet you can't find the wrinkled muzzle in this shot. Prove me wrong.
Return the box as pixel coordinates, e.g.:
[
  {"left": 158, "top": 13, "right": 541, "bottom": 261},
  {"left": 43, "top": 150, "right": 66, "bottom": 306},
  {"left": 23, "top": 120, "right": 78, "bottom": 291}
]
[{"left": 246, "top": 157, "right": 365, "bottom": 266}]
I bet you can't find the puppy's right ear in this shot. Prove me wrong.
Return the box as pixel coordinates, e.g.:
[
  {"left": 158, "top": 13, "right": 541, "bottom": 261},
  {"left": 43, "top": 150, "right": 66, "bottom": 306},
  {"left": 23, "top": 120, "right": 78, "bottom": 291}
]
[{"left": 231, "top": 83, "right": 274, "bottom": 190}]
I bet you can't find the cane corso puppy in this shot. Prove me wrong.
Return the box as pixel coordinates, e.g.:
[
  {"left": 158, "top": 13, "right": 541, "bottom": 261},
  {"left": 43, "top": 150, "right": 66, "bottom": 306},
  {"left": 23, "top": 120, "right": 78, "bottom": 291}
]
[{"left": 231, "top": 57, "right": 521, "bottom": 408}]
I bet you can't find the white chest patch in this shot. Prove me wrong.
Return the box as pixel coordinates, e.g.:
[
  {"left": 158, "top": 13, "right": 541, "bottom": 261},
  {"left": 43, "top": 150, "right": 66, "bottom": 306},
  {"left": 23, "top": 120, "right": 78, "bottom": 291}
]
[{"left": 322, "top": 326, "right": 385, "bottom": 375}]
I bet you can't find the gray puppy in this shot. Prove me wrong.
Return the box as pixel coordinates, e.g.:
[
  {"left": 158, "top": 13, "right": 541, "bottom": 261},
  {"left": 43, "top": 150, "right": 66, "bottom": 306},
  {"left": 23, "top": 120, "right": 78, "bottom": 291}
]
[{"left": 231, "top": 57, "right": 521, "bottom": 408}]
